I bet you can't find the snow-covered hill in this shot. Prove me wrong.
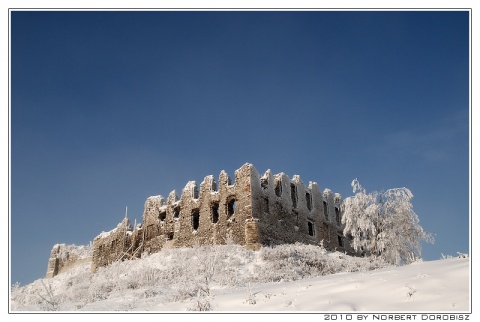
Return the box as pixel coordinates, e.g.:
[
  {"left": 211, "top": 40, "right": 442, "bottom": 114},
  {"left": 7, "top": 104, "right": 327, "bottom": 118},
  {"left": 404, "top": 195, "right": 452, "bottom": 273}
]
[{"left": 10, "top": 244, "right": 470, "bottom": 312}]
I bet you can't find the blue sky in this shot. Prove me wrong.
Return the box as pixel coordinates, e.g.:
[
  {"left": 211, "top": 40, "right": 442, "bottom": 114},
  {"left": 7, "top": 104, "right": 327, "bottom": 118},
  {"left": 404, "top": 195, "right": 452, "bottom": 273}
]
[{"left": 10, "top": 10, "right": 470, "bottom": 286}]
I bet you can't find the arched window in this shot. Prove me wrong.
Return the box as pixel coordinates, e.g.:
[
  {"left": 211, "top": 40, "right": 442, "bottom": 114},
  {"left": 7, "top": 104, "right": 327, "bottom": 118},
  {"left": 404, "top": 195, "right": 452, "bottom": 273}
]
[
  {"left": 261, "top": 177, "right": 268, "bottom": 190},
  {"left": 173, "top": 207, "right": 180, "bottom": 219},
  {"left": 192, "top": 209, "right": 200, "bottom": 231},
  {"left": 306, "top": 192, "right": 312, "bottom": 211},
  {"left": 290, "top": 183, "right": 297, "bottom": 208},
  {"left": 308, "top": 221, "right": 315, "bottom": 236},
  {"left": 159, "top": 211, "right": 166, "bottom": 222},
  {"left": 211, "top": 202, "right": 219, "bottom": 223},
  {"left": 227, "top": 198, "right": 236, "bottom": 219},
  {"left": 274, "top": 179, "right": 282, "bottom": 197}
]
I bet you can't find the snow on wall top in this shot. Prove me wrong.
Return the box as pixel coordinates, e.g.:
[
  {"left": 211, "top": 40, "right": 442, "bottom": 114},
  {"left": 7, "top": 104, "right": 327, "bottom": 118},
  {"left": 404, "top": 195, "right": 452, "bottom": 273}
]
[
  {"left": 53, "top": 243, "right": 93, "bottom": 260},
  {"left": 94, "top": 218, "right": 132, "bottom": 240}
]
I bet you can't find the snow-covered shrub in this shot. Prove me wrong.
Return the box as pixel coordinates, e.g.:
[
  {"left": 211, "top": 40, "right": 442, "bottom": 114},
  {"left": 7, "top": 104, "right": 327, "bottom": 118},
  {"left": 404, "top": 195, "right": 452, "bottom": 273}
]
[
  {"left": 37, "top": 280, "right": 62, "bottom": 311},
  {"left": 253, "top": 243, "right": 389, "bottom": 283},
  {"left": 244, "top": 283, "right": 256, "bottom": 305},
  {"left": 441, "top": 252, "right": 469, "bottom": 259},
  {"left": 88, "top": 280, "right": 114, "bottom": 302},
  {"left": 11, "top": 243, "right": 390, "bottom": 311},
  {"left": 187, "top": 289, "right": 213, "bottom": 311},
  {"left": 342, "top": 179, "right": 434, "bottom": 265},
  {"left": 11, "top": 278, "right": 61, "bottom": 310}
]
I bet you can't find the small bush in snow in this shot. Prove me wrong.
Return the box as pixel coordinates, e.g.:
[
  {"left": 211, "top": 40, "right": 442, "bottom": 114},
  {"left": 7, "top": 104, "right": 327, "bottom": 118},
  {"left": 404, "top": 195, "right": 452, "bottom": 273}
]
[{"left": 441, "top": 252, "right": 469, "bottom": 260}]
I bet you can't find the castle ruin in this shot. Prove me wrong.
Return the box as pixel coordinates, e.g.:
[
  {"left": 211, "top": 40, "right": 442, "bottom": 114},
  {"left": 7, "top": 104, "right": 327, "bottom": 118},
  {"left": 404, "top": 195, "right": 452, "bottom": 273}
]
[{"left": 47, "top": 163, "right": 352, "bottom": 278}]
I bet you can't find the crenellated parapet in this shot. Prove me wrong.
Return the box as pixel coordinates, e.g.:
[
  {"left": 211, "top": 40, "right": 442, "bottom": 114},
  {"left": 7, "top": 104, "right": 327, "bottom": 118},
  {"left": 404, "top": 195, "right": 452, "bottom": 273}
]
[
  {"left": 77, "top": 163, "right": 352, "bottom": 274},
  {"left": 249, "top": 166, "right": 346, "bottom": 250}
]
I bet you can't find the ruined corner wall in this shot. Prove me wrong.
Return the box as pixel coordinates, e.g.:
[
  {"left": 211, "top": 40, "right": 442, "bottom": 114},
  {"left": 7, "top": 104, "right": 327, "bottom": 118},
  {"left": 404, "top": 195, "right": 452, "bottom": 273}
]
[
  {"left": 46, "top": 244, "right": 92, "bottom": 279},
  {"left": 250, "top": 167, "right": 350, "bottom": 252},
  {"left": 90, "top": 218, "right": 135, "bottom": 272}
]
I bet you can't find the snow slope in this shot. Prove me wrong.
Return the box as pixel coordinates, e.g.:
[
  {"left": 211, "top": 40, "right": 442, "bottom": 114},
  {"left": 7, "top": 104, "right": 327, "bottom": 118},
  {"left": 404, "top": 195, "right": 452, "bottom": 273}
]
[
  {"left": 10, "top": 244, "right": 470, "bottom": 313},
  {"left": 82, "top": 257, "right": 470, "bottom": 312}
]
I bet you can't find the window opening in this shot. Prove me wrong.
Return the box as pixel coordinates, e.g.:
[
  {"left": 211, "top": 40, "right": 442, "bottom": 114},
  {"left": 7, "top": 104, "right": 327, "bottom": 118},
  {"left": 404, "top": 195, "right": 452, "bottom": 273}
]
[
  {"left": 211, "top": 202, "right": 219, "bottom": 223},
  {"left": 323, "top": 201, "right": 329, "bottom": 220},
  {"left": 167, "top": 232, "right": 174, "bottom": 240},
  {"left": 335, "top": 207, "right": 340, "bottom": 225},
  {"left": 227, "top": 198, "right": 236, "bottom": 219},
  {"left": 192, "top": 209, "right": 200, "bottom": 231},
  {"left": 173, "top": 207, "right": 180, "bottom": 219},
  {"left": 306, "top": 192, "right": 312, "bottom": 211},
  {"left": 192, "top": 185, "right": 199, "bottom": 199},
  {"left": 338, "top": 235, "right": 344, "bottom": 247},
  {"left": 159, "top": 211, "right": 166, "bottom": 222},
  {"left": 290, "top": 183, "right": 297, "bottom": 208},
  {"left": 274, "top": 179, "right": 282, "bottom": 197},
  {"left": 308, "top": 221, "right": 315, "bottom": 236},
  {"left": 261, "top": 177, "right": 268, "bottom": 190}
]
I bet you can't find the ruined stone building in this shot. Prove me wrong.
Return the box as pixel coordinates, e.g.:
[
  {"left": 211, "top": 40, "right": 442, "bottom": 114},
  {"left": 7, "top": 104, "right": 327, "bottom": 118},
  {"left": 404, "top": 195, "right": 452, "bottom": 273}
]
[
  {"left": 47, "top": 163, "right": 352, "bottom": 278},
  {"left": 46, "top": 243, "right": 93, "bottom": 279}
]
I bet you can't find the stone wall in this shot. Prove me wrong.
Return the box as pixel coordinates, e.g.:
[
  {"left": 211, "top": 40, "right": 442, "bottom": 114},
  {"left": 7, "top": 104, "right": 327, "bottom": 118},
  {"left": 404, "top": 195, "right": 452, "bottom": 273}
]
[
  {"left": 46, "top": 244, "right": 92, "bottom": 278},
  {"left": 250, "top": 166, "right": 348, "bottom": 251},
  {"left": 139, "top": 164, "right": 255, "bottom": 252},
  {"left": 80, "top": 163, "right": 353, "bottom": 274},
  {"left": 90, "top": 218, "right": 134, "bottom": 272}
]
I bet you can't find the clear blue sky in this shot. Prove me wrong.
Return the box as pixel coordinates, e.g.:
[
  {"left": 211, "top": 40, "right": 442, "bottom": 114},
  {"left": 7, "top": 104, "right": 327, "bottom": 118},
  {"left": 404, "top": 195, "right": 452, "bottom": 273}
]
[{"left": 10, "top": 10, "right": 470, "bottom": 286}]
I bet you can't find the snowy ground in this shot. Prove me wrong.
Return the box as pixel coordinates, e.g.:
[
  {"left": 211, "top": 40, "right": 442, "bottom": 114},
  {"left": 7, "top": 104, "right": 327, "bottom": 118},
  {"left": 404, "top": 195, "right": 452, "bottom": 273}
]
[
  {"left": 80, "top": 257, "right": 470, "bottom": 312},
  {"left": 10, "top": 244, "right": 470, "bottom": 315}
]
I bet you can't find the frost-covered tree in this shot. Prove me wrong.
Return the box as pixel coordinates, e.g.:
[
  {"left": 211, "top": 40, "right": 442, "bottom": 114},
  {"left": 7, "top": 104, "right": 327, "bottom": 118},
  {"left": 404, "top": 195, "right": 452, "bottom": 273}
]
[{"left": 342, "top": 179, "right": 434, "bottom": 265}]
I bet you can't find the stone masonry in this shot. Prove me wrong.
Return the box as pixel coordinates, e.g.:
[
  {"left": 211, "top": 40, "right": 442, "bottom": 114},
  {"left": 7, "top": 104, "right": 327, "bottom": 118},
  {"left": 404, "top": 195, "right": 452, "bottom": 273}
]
[
  {"left": 46, "top": 244, "right": 92, "bottom": 278},
  {"left": 47, "top": 163, "right": 352, "bottom": 278}
]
